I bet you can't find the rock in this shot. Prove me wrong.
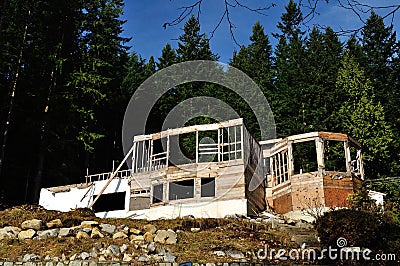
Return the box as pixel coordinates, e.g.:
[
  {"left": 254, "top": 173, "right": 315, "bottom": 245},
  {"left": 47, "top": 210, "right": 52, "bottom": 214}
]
[
  {"left": 163, "top": 252, "right": 176, "bottom": 263},
  {"left": 46, "top": 219, "right": 63, "bottom": 229},
  {"left": 138, "top": 256, "right": 149, "bottom": 262},
  {"left": 121, "top": 226, "right": 129, "bottom": 234},
  {"left": 58, "top": 228, "right": 73, "bottom": 237},
  {"left": 0, "top": 226, "right": 21, "bottom": 240},
  {"left": 225, "top": 249, "right": 245, "bottom": 259},
  {"left": 130, "top": 235, "right": 144, "bottom": 242},
  {"left": 143, "top": 224, "right": 157, "bottom": 234},
  {"left": 82, "top": 228, "right": 92, "bottom": 234},
  {"left": 113, "top": 231, "right": 128, "bottom": 239},
  {"left": 143, "top": 231, "right": 154, "bottom": 242},
  {"left": 76, "top": 231, "right": 90, "bottom": 239},
  {"left": 18, "top": 229, "right": 36, "bottom": 240},
  {"left": 224, "top": 214, "right": 239, "bottom": 219},
  {"left": 165, "top": 234, "right": 177, "bottom": 245},
  {"left": 80, "top": 252, "right": 90, "bottom": 260},
  {"left": 80, "top": 221, "right": 99, "bottom": 228},
  {"left": 182, "top": 215, "right": 195, "bottom": 219},
  {"left": 23, "top": 254, "right": 37, "bottom": 261},
  {"left": 21, "top": 219, "right": 42, "bottom": 230},
  {"left": 99, "top": 223, "right": 115, "bottom": 234},
  {"left": 1, "top": 226, "right": 21, "bottom": 236},
  {"left": 119, "top": 244, "right": 128, "bottom": 253},
  {"left": 62, "top": 253, "right": 66, "bottom": 261},
  {"left": 90, "top": 227, "right": 104, "bottom": 238},
  {"left": 38, "top": 229, "right": 59, "bottom": 239},
  {"left": 122, "top": 254, "right": 133, "bottom": 262},
  {"left": 157, "top": 248, "right": 166, "bottom": 256},
  {"left": 107, "top": 244, "right": 120, "bottom": 256},
  {"left": 154, "top": 230, "right": 167, "bottom": 243},
  {"left": 69, "top": 262, "right": 82, "bottom": 266},
  {"left": 98, "top": 256, "right": 106, "bottom": 262},
  {"left": 154, "top": 229, "right": 177, "bottom": 244},
  {"left": 129, "top": 227, "right": 141, "bottom": 235},
  {"left": 147, "top": 242, "right": 156, "bottom": 253},
  {"left": 45, "top": 255, "right": 51, "bottom": 261},
  {"left": 69, "top": 254, "right": 78, "bottom": 261},
  {"left": 190, "top": 227, "right": 200, "bottom": 233},
  {"left": 90, "top": 252, "right": 97, "bottom": 258},
  {"left": 213, "top": 250, "right": 226, "bottom": 256}
]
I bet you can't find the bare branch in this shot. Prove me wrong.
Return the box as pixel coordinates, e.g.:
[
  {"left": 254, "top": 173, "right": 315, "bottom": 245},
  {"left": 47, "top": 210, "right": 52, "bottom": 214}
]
[{"left": 163, "top": 0, "right": 400, "bottom": 44}]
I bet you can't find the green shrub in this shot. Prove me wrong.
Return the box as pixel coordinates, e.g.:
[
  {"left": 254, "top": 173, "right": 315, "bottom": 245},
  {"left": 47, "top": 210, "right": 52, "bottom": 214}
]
[{"left": 316, "top": 209, "right": 400, "bottom": 253}]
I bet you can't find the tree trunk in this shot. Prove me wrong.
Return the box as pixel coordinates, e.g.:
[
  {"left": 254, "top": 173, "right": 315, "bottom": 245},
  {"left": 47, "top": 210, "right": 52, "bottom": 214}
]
[
  {"left": 0, "top": 9, "right": 30, "bottom": 179},
  {"left": 31, "top": 26, "right": 65, "bottom": 203}
]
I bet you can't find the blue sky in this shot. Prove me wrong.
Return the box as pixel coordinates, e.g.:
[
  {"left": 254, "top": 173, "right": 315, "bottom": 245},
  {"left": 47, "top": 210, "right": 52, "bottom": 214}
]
[{"left": 121, "top": 1, "right": 399, "bottom": 64}]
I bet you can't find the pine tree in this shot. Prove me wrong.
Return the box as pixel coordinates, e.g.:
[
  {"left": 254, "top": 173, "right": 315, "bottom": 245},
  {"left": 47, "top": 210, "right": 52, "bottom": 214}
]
[
  {"left": 334, "top": 54, "right": 396, "bottom": 178},
  {"left": 274, "top": 0, "right": 306, "bottom": 136},
  {"left": 303, "top": 27, "right": 343, "bottom": 131},
  {"left": 157, "top": 43, "right": 178, "bottom": 70},
  {"left": 176, "top": 15, "right": 217, "bottom": 61},
  {"left": 230, "top": 21, "right": 275, "bottom": 138}
]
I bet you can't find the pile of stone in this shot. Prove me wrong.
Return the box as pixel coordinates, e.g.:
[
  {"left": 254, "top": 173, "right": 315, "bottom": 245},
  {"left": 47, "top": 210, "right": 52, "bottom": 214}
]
[{"left": 0, "top": 219, "right": 178, "bottom": 263}]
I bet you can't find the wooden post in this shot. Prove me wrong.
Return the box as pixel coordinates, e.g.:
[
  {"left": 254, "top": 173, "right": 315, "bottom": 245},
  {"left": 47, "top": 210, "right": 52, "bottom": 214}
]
[
  {"left": 287, "top": 140, "right": 294, "bottom": 177},
  {"left": 149, "top": 139, "right": 153, "bottom": 171},
  {"left": 166, "top": 134, "right": 170, "bottom": 167},
  {"left": 277, "top": 152, "right": 282, "bottom": 183},
  {"left": 234, "top": 126, "right": 237, "bottom": 159},
  {"left": 315, "top": 137, "right": 325, "bottom": 176},
  {"left": 88, "top": 144, "right": 135, "bottom": 209},
  {"left": 217, "top": 128, "right": 221, "bottom": 162},
  {"left": 132, "top": 142, "right": 137, "bottom": 173},
  {"left": 240, "top": 125, "right": 244, "bottom": 160},
  {"left": 358, "top": 150, "right": 364, "bottom": 180},
  {"left": 344, "top": 140, "right": 352, "bottom": 173},
  {"left": 85, "top": 168, "right": 89, "bottom": 184}
]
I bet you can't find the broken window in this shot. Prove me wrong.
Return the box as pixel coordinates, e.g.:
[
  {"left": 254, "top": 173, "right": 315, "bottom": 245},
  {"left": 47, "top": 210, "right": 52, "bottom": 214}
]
[
  {"left": 152, "top": 184, "right": 163, "bottom": 204},
  {"left": 169, "top": 179, "right": 194, "bottom": 200},
  {"left": 293, "top": 141, "right": 317, "bottom": 174},
  {"left": 324, "top": 140, "right": 347, "bottom": 172},
  {"left": 201, "top": 178, "right": 215, "bottom": 197},
  {"left": 271, "top": 149, "right": 289, "bottom": 185},
  {"left": 92, "top": 192, "right": 126, "bottom": 212},
  {"left": 169, "top": 133, "right": 196, "bottom": 166}
]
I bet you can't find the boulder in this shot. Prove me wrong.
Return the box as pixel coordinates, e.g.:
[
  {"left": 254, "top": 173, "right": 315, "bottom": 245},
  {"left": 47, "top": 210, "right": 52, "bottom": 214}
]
[
  {"left": 46, "top": 219, "right": 63, "bottom": 229},
  {"left": 76, "top": 231, "right": 90, "bottom": 239},
  {"left": 21, "top": 219, "right": 42, "bottom": 230},
  {"left": 122, "top": 254, "right": 133, "bottom": 262},
  {"left": 154, "top": 229, "right": 177, "bottom": 244},
  {"left": 129, "top": 227, "right": 141, "bottom": 235},
  {"left": 99, "top": 224, "right": 115, "bottom": 234},
  {"left": 107, "top": 245, "right": 120, "bottom": 256},
  {"left": 112, "top": 231, "right": 128, "bottom": 239},
  {"left": 37, "top": 229, "right": 59, "bottom": 239},
  {"left": 143, "top": 231, "right": 154, "bottom": 242},
  {"left": 58, "top": 228, "right": 73, "bottom": 237},
  {"left": 143, "top": 224, "right": 157, "bottom": 234},
  {"left": 163, "top": 252, "right": 176, "bottom": 263},
  {"left": 130, "top": 235, "right": 144, "bottom": 242},
  {"left": 90, "top": 227, "right": 104, "bottom": 238},
  {"left": 80, "top": 252, "right": 90, "bottom": 260},
  {"left": 0, "top": 226, "right": 21, "bottom": 240},
  {"left": 225, "top": 249, "right": 245, "bottom": 259},
  {"left": 80, "top": 221, "right": 99, "bottom": 228},
  {"left": 18, "top": 229, "right": 36, "bottom": 240},
  {"left": 119, "top": 244, "right": 128, "bottom": 253},
  {"left": 190, "top": 227, "right": 200, "bottom": 233}
]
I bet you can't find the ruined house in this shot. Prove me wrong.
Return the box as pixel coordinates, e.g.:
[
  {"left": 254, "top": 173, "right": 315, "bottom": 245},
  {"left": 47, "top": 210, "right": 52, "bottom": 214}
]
[{"left": 39, "top": 118, "right": 365, "bottom": 219}]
